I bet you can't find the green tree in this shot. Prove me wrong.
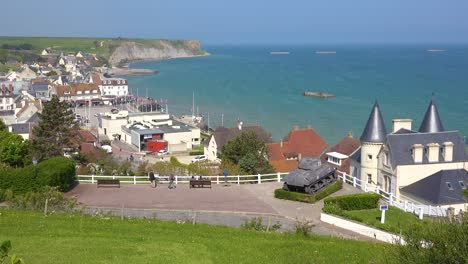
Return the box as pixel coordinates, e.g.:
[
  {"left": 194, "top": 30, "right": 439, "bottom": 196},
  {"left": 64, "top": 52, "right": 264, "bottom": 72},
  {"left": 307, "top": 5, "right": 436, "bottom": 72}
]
[
  {"left": 0, "top": 119, "right": 6, "bottom": 131},
  {"left": 390, "top": 214, "right": 468, "bottom": 264},
  {"left": 45, "top": 70, "right": 57, "bottom": 76},
  {"left": 0, "top": 131, "right": 30, "bottom": 167},
  {"left": 31, "top": 95, "right": 78, "bottom": 161},
  {"left": 1, "top": 240, "right": 24, "bottom": 264},
  {"left": 221, "top": 131, "right": 274, "bottom": 175}
]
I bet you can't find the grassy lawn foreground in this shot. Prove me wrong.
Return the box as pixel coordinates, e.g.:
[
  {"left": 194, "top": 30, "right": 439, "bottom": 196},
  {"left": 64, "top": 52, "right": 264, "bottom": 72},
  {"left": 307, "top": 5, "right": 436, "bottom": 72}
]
[
  {"left": 0, "top": 209, "right": 391, "bottom": 264},
  {"left": 342, "top": 206, "right": 429, "bottom": 234}
]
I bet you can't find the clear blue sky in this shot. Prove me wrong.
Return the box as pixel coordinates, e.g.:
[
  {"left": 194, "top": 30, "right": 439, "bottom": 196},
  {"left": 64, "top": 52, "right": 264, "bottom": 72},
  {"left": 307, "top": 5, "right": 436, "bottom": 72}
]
[{"left": 2, "top": 0, "right": 468, "bottom": 44}]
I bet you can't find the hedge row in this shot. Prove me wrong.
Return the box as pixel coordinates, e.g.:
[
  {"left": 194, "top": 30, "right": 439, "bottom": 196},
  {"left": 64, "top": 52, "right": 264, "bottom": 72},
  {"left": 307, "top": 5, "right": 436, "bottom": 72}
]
[
  {"left": 323, "top": 192, "right": 381, "bottom": 211},
  {"left": 274, "top": 180, "right": 343, "bottom": 204},
  {"left": 189, "top": 151, "right": 204, "bottom": 156},
  {"left": 0, "top": 157, "right": 76, "bottom": 195}
]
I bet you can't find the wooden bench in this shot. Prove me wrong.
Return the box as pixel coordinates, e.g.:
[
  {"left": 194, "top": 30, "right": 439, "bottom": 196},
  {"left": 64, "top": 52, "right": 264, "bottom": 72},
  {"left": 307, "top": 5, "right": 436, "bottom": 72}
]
[
  {"left": 189, "top": 179, "right": 212, "bottom": 189},
  {"left": 97, "top": 179, "right": 120, "bottom": 188}
]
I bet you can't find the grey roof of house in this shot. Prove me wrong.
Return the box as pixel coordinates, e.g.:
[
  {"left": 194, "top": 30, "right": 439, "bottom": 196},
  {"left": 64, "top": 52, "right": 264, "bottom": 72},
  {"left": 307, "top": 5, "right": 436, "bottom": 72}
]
[
  {"left": 32, "top": 82, "right": 48, "bottom": 92},
  {"left": 210, "top": 125, "right": 273, "bottom": 150},
  {"left": 158, "top": 124, "right": 191, "bottom": 133},
  {"left": 419, "top": 98, "right": 444, "bottom": 133},
  {"left": 26, "top": 113, "right": 40, "bottom": 123},
  {"left": 401, "top": 169, "right": 468, "bottom": 205},
  {"left": 10, "top": 123, "right": 30, "bottom": 134},
  {"left": 133, "top": 128, "right": 164, "bottom": 135},
  {"left": 360, "top": 101, "right": 387, "bottom": 143},
  {"left": 386, "top": 131, "right": 467, "bottom": 169}
]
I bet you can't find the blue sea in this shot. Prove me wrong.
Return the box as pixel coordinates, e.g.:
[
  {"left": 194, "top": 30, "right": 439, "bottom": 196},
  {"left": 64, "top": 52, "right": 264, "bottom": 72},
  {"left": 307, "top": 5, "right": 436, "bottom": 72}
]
[{"left": 126, "top": 45, "right": 468, "bottom": 144}]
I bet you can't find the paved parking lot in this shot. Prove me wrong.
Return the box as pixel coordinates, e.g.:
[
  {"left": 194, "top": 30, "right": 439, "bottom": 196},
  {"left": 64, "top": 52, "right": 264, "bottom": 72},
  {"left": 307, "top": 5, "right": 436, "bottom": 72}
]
[{"left": 68, "top": 183, "right": 277, "bottom": 214}]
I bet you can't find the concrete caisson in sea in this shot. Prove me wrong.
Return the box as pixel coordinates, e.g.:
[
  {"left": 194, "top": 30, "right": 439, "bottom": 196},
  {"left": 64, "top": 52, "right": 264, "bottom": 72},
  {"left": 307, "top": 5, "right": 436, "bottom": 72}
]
[{"left": 303, "top": 91, "right": 336, "bottom": 98}]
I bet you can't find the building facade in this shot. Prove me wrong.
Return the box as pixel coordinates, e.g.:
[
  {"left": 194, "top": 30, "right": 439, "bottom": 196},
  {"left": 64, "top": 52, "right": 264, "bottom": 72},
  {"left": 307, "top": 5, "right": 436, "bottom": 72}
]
[{"left": 351, "top": 99, "right": 468, "bottom": 209}]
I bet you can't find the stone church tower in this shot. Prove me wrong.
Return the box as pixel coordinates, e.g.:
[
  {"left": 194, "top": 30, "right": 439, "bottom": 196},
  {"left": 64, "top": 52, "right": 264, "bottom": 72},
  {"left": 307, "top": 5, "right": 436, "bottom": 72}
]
[{"left": 359, "top": 101, "right": 387, "bottom": 185}]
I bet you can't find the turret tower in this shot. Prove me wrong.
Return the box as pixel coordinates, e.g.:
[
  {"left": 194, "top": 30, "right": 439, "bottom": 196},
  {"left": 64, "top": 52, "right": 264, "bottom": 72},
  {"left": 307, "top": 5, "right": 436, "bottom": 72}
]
[
  {"left": 360, "top": 101, "right": 387, "bottom": 186},
  {"left": 419, "top": 97, "right": 444, "bottom": 133}
]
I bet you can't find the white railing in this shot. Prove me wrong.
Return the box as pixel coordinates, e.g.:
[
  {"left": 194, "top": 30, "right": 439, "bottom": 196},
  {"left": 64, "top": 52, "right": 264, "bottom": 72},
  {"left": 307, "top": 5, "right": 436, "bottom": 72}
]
[
  {"left": 336, "top": 171, "right": 447, "bottom": 218},
  {"left": 76, "top": 172, "right": 289, "bottom": 185},
  {"left": 77, "top": 170, "right": 448, "bottom": 219}
]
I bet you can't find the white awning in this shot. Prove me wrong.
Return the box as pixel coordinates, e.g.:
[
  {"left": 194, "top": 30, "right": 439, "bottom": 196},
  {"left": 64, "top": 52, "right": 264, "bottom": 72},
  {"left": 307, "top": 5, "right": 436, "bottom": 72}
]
[{"left": 326, "top": 152, "right": 348, "bottom": 159}]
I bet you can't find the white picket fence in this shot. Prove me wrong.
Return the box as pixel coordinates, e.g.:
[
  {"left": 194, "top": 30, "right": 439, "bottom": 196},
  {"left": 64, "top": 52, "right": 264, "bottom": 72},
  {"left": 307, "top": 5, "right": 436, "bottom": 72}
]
[
  {"left": 76, "top": 172, "right": 289, "bottom": 185},
  {"left": 337, "top": 171, "right": 447, "bottom": 218},
  {"left": 76, "top": 170, "right": 448, "bottom": 218}
]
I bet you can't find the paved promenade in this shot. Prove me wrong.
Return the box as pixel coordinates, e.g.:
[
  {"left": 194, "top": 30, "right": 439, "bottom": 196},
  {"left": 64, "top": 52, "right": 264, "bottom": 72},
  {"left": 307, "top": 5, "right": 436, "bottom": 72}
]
[{"left": 67, "top": 181, "right": 368, "bottom": 240}]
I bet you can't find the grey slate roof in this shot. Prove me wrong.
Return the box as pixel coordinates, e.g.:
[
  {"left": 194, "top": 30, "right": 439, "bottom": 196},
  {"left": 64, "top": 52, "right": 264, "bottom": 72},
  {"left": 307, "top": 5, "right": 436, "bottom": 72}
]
[
  {"left": 386, "top": 131, "right": 467, "bottom": 169},
  {"left": 360, "top": 101, "right": 387, "bottom": 143},
  {"left": 210, "top": 125, "right": 273, "bottom": 150},
  {"left": 26, "top": 113, "right": 40, "bottom": 123},
  {"left": 401, "top": 169, "right": 468, "bottom": 205},
  {"left": 32, "top": 82, "right": 48, "bottom": 92},
  {"left": 10, "top": 123, "right": 30, "bottom": 134},
  {"left": 419, "top": 98, "right": 444, "bottom": 133}
]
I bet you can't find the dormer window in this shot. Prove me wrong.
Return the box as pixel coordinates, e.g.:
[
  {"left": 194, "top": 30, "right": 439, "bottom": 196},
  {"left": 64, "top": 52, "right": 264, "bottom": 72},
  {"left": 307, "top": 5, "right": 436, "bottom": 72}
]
[
  {"left": 85, "top": 90, "right": 90, "bottom": 94},
  {"left": 77, "top": 91, "right": 82, "bottom": 95},
  {"left": 446, "top": 182, "right": 453, "bottom": 190},
  {"left": 326, "top": 152, "right": 347, "bottom": 166},
  {"left": 459, "top": 181, "right": 466, "bottom": 189}
]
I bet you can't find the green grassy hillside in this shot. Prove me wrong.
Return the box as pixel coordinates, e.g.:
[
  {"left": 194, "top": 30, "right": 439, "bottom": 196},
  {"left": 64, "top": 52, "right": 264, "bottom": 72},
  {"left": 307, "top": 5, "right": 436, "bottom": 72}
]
[
  {"left": 0, "top": 37, "right": 206, "bottom": 66},
  {"left": 0, "top": 209, "right": 391, "bottom": 263}
]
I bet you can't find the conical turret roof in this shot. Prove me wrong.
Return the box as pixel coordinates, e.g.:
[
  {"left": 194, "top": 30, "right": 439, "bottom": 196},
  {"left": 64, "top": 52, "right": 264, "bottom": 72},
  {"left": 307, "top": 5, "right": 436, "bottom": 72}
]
[
  {"left": 419, "top": 98, "right": 444, "bottom": 133},
  {"left": 360, "top": 101, "right": 387, "bottom": 143}
]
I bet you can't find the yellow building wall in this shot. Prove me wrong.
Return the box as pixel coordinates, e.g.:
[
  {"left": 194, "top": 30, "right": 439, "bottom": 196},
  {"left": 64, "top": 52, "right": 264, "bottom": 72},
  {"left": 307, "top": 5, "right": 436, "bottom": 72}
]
[{"left": 360, "top": 143, "right": 383, "bottom": 185}]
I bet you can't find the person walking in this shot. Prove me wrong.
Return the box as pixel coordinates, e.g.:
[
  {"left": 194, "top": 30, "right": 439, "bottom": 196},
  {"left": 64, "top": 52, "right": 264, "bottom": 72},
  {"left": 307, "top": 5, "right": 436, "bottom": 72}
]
[
  {"left": 168, "top": 174, "right": 176, "bottom": 189},
  {"left": 148, "top": 171, "right": 156, "bottom": 188}
]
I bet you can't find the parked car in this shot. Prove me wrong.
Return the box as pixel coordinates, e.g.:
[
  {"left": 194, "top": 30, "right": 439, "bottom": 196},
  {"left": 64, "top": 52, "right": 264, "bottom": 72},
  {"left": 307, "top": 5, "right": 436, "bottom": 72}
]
[
  {"left": 101, "top": 145, "right": 113, "bottom": 154},
  {"left": 191, "top": 155, "right": 207, "bottom": 163},
  {"left": 157, "top": 149, "right": 170, "bottom": 156}
]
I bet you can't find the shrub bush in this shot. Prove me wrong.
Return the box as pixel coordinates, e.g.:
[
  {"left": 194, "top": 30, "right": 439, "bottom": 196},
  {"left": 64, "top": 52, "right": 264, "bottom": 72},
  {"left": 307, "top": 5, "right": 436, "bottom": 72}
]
[
  {"left": 241, "top": 217, "right": 281, "bottom": 232},
  {"left": 275, "top": 189, "right": 316, "bottom": 203},
  {"left": 315, "top": 180, "right": 343, "bottom": 201},
  {"left": 189, "top": 151, "right": 204, "bottom": 156},
  {"left": 274, "top": 180, "right": 343, "bottom": 204},
  {"left": 323, "top": 192, "right": 380, "bottom": 210},
  {"left": 8, "top": 186, "right": 76, "bottom": 212},
  {"left": 0, "top": 157, "right": 76, "bottom": 194}
]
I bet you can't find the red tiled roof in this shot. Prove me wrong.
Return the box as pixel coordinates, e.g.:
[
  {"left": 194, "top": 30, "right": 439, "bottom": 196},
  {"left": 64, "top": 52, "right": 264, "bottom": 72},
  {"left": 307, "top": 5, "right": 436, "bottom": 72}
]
[
  {"left": 320, "top": 133, "right": 361, "bottom": 174},
  {"left": 78, "top": 130, "right": 97, "bottom": 143},
  {"left": 267, "top": 143, "right": 284, "bottom": 160},
  {"left": 80, "top": 142, "right": 96, "bottom": 154},
  {"left": 270, "top": 160, "right": 299, "bottom": 173},
  {"left": 55, "top": 83, "right": 100, "bottom": 97},
  {"left": 267, "top": 127, "right": 328, "bottom": 173},
  {"left": 281, "top": 128, "right": 328, "bottom": 158},
  {"left": 91, "top": 74, "right": 102, "bottom": 85}
]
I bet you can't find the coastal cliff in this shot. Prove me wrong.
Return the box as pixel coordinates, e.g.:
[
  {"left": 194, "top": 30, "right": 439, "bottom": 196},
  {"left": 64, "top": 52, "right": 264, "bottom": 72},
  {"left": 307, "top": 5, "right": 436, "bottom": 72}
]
[{"left": 109, "top": 40, "right": 209, "bottom": 66}]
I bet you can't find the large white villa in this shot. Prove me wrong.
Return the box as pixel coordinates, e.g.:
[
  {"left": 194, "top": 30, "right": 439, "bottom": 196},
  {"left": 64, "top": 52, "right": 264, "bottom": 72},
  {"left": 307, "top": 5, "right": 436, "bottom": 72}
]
[{"left": 351, "top": 99, "right": 468, "bottom": 211}]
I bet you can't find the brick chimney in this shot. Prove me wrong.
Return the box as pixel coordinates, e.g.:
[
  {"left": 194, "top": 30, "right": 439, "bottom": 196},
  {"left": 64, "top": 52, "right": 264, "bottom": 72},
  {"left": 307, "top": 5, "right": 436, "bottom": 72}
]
[
  {"left": 427, "top": 143, "right": 440, "bottom": 163},
  {"left": 412, "top": 144, "right": 423, "bottom": 163}
]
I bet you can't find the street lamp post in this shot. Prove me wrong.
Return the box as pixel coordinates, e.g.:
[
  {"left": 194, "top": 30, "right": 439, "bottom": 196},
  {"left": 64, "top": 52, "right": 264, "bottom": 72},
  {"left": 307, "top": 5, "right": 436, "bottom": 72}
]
[{"left": 32, "top": 158, "right": 38, "bottom": 178}]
